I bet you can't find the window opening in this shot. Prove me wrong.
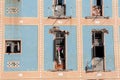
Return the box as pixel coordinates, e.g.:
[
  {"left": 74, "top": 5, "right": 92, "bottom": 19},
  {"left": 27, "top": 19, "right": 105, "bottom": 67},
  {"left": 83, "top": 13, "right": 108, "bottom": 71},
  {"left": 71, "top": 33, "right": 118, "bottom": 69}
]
[
  {"left": 92, "top": 0, "right": 102, "bottom": 16},
  {"left": 48, "top": 0, "right": 71, "bottom": 19},
  {"left": 85, "top": 0, "right": 109, "bottom": 19},
  {"left": 58, "top": 0, "right": 64, "bottom": 5},
  {"left": 92, "top": 29, "right": 108, "bottom": 71},
  {"left": 49, "top": 27, "right": 69, "bottom": 71},
  {"left": 92, "top": 32, "right": 104, "bottom": 58},
  {"left": 97, "top": 0, "right": 102, "bottom": 6},
  {"left": 85, "top": 29, "right": 108, "bottom": 72},
  {"left": 5, "top": 40, "right": 21, "bottom": 54}
]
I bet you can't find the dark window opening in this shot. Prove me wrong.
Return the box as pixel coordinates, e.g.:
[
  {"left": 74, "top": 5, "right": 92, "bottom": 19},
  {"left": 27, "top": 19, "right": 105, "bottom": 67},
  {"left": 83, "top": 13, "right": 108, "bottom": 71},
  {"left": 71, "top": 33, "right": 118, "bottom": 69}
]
[
  {"left": 84, "top": 29, "right": 109, "bottom": 72},
  {"left": 92, "top": 46, "right": 104, "bottom": 58},
  {"left": 49, "top": 27, "right": 69, "bottom": 71},
  {"left": 92, "top": 31, "right": 104, "bottom": 58},
  {"left": 92, "top": 32, "right": 103, "bottom": 46},
  {"left": 53, "top": 0, "right": 66, "bottom": 16},
  {"left": 56, "top": 32, "right": 65, "bottom": 37},
  {"left": 97, "top": 0, "right": 102, "bottom": 6},
  {"left": 54, "top": 32, "right": 66, "bottom": 70},
  {"left": 58, "top": 0, "right": 64, "bottom": 5},
  {"left": 54, "top": 39, "right": 65, "bottom": 70},
  {"left": 55, "top": 39, "right": 65, "bottom": 46},
  {"left": 5, "top": 40, "right": 21, "bottom": 54}
]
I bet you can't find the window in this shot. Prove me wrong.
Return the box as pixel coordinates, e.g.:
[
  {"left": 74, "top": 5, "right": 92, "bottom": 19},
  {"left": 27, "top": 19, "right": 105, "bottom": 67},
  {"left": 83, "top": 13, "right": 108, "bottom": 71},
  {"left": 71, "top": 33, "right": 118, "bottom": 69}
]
[
  {"left": 91, "top": 29, "right": 108, "bottom": 71},
  {"left": 49, "top": 27, "right": 69, "bottom": 71},
  {"left": 54, "top": 38, "right": 65, "bottom": 70},
  {"left": 5, "top": 40, "right": 21, "bottom": 54},
  {"left": 85, "top": 0, "right": 109, "bottom": 19},
  {"left": 58, "top": 0, "right": 64, "bottom": 5},
  {"left": 92, "top": 0, "right": 102, "bottom": 16},
  {"left": 85, "top": 29, "right": 108, "bottom": 72},
  {"left": 48, "top": 0, "right": 71, "bottom": 19}
]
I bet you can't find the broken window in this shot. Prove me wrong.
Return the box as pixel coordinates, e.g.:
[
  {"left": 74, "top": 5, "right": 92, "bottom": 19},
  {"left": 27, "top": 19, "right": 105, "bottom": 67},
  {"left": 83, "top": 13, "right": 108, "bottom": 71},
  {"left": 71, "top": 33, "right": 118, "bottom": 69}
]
[
  {"left": 53, "top": 0, "right": 65, "bottom": 17},
  {"left": 92, "top": 32, "right": 104, "bottom": 58},
  {"left": 5, "top": 40, "right": 21, "bottom": 54},
  {"left": 85, "top": 0, "right": 109, "bottom": 19},
  {"left": 48, "top": 0, "right": 71, "bottom": 19},
  {"left": 91, "top": 29, "right": 108, "bottom": 71},
  {"left": 92, "top": 0, "right": 102, "bottom": 16},
  {"left": 49, "top": 27, "right": 69, "bottom": 71}
]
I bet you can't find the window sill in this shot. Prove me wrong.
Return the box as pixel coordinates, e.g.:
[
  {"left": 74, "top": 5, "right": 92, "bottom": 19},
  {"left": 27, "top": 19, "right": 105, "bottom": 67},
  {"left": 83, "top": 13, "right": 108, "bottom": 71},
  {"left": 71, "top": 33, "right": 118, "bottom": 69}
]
[
  {"left": 85, "top": 70, "right": 111, "bottom": 73},
  {"left": 48, "top": 16, "right": 71, "bottom": 19},
  {"left": 48, "top": 69, "right": 73, "bottom": 72},
  {"left": 85, "top": 16, "right": 109, "bottom": 19},
  {"left": 5, "top": 53, "right": 21, "bottom": 55}
]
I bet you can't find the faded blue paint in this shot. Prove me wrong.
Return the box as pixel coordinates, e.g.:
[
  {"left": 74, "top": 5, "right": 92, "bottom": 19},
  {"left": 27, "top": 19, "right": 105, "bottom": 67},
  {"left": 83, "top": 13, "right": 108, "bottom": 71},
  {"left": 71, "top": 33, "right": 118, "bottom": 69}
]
[
  {"left": 5, "top": 0, "right": 37, "bottom": 17},
  {"left": 66, "top": 0, "right": 76, "bottom": 17},
  {"left": 83, "top": 26, "right": 115, "bottom": 71},
  {"left": 103, "top": 0, "right": 112, "bottom": 17},
  {"left": 82, "top": 0, "right": 112, "bottom": 17},
  {"left": 44, "top": 0, "right": 53, "bottom": 17},
  {"left": 44, "top": 0, "right": 76, "bottom": 17},
  {"left": 4, "top": 25, "right": 38, "bottom": 71},
  {"left": 44, "top": 27, "right": 53, "bottom": 70},
  {"left": 82, "top": 0, "right": 91, "bottom": 17},
  {"left": 44, "top": 26, "right": 77, "bottom": 70}
]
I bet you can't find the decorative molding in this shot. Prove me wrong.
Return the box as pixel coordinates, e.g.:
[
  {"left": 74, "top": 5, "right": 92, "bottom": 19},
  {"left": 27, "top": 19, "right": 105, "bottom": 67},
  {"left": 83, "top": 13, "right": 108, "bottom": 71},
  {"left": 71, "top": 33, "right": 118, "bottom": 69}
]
[{"left": 7, "top": 61, "right": 20, "bottom": 68}]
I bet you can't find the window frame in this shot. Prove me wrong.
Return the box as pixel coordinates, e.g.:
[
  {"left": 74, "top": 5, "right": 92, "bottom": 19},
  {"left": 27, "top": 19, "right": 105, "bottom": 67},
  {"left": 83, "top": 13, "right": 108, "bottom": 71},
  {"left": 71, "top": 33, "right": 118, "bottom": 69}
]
[
  {"left": 91, "top": 30, "right": 106, "bottom": 71},
  {"left": 5, "top": 39, "right": 22, "bottom": 54},
  {"left": 49, "top": 27, "right": 69, "bottom": 71}
]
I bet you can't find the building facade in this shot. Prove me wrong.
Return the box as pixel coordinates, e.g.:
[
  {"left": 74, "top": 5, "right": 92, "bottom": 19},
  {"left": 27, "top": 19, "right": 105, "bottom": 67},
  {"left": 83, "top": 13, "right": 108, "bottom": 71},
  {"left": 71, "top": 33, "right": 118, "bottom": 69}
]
[{"left": 0, "top": 0, "right": 120, "bottom": 80}]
